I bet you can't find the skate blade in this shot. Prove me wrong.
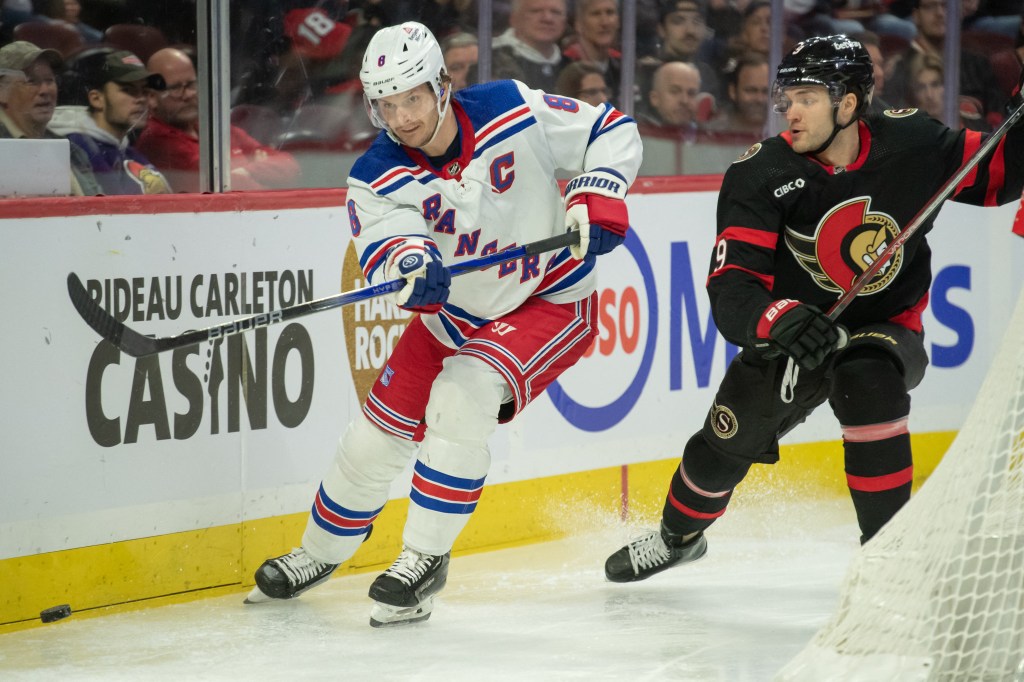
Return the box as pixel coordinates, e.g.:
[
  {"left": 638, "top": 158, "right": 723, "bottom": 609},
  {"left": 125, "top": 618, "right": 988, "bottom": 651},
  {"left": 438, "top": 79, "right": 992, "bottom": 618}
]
[
  {"left": 368, "top": 597, "right": 434, "bottom": 628},
  {"left": 243, "top": 586, "right": 274, "bottom": 604}
]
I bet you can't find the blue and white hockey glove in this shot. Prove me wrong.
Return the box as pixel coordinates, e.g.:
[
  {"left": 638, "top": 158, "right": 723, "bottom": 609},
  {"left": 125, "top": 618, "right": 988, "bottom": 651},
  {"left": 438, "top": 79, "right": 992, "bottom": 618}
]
[
  {"left": 384, "top": 239, "right": 451, "bottom": 314},
  {"left": 564, "top": 169, "right": 630, "bottom": 260}
]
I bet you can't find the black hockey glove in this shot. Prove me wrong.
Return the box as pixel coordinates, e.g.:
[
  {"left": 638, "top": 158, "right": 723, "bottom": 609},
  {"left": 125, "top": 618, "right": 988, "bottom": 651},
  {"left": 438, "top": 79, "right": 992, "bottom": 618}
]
[{"left": 751, "top": 299, "right": 848, "bottom": 371}]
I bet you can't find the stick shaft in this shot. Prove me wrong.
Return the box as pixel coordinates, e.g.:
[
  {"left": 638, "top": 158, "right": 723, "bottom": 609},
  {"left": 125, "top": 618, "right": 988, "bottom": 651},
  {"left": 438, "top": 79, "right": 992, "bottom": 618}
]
[
  {"left": 827, "top": 99, "right": 1024, "bottom": 320},
  {"left": 68, "top": 231, "right": 579, "bottom": 357}
]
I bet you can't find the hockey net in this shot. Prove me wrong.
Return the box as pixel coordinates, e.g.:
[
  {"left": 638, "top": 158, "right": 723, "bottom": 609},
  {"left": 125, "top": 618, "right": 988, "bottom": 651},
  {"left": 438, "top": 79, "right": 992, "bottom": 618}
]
[{"left": 777, "top": 290, "right": 1024, "bottom": 682}]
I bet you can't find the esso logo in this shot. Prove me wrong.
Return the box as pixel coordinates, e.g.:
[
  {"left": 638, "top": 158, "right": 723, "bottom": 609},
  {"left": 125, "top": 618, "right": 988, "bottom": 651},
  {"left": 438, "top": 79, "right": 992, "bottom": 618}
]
[
  {"left": 773, "top": 178, "right": 805, "bottom": 198},
  {"left": 548, "top": 232, "right": 657, "bottom": 432},
  {"left": 583, "top": 287, "right": 641, "bottom": 358}
]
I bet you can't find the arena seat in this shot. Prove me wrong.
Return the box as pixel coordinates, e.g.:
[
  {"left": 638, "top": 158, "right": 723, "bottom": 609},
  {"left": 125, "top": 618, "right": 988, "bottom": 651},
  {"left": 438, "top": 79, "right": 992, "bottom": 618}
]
[
  {"left": 103, "top": 24, "right": 168, "bottom": 63},
  {"left": 13, "top": 21, "right": 84, "bottom": 59}
]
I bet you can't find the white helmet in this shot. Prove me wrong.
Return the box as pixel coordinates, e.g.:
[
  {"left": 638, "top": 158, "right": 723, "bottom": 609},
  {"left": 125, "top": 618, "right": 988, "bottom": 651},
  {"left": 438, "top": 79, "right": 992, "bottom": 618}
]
[{"left": 360, "top": 21, "right": 450, "bottom": 145}]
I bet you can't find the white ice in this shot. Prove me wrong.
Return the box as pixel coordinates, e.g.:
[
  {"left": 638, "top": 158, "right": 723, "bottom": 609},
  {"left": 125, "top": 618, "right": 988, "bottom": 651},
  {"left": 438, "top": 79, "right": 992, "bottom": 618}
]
[{"left": 0, "top": 500, "right": 859, "bottom": 682}]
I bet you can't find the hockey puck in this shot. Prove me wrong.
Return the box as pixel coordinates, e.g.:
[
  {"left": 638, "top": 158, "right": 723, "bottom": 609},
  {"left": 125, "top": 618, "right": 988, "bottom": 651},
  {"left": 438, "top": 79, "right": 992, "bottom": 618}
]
[{"left": 40, "top": 604, "right": 72, "bottom": 623}]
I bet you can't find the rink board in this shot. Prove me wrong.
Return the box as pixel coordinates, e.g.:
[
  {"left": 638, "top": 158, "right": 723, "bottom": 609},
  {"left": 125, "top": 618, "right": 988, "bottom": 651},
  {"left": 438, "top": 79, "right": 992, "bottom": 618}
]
[{"left": 0, "top": 180, "right": 1020, "bottom": 627}]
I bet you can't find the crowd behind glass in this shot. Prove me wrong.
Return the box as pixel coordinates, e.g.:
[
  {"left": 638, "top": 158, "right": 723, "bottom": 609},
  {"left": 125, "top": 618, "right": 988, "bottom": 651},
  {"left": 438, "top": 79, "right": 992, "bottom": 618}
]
[{"left": 0, "top": 0, "right": 1021, "bottom": 194}]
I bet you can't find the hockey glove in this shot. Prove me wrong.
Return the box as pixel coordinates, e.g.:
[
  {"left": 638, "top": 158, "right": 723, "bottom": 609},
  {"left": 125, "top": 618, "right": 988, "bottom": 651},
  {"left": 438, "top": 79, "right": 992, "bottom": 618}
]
[
  {"left": 564, "top": 169, "right": 630, "bottom": 260},
  {"left": 752, "top": 299, "right": 849, "bottom": 371},
  {"left": 384, "top": 239, "right": 451, "bottom": 314}
]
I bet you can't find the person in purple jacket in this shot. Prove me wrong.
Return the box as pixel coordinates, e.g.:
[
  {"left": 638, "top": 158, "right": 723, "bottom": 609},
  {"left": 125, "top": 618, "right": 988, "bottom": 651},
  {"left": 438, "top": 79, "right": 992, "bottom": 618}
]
[{"left": 50, "top": 50, "right": 172, "bottom": 194}]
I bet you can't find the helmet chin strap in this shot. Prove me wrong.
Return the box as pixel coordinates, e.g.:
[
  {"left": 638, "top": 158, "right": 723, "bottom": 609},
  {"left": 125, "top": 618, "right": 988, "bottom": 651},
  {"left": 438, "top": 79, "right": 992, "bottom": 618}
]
[
  {"left": 422, "top": 87, "right": 451, "bottom": 149},
  {"left": 811, "top": 105, "right": 858, "bottom": 157}
]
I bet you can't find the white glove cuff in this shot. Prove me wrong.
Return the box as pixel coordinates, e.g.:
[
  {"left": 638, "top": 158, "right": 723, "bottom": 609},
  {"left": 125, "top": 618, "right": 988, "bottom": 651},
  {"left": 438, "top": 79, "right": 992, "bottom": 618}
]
[{"left": 384, "top": 238, "right": 433, "bottom": 281}]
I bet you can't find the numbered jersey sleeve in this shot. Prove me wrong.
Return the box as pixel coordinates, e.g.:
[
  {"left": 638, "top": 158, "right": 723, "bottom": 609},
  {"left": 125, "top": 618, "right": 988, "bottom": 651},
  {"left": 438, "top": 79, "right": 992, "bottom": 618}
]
[
  {"left": 706, "top": 140, "right": 793, "bottom": 347},
  {"left": 513, "top": 81, "right": 642, "bottom": 183},
  {"left": 345, "top": 171, "right": 436, "bottom": 285}
]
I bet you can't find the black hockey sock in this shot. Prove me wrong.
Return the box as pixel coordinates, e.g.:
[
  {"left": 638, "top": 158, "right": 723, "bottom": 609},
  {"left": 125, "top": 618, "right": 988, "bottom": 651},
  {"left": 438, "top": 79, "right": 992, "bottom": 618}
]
[
  {"left": 662, "top": 434, "right": 751, "bottom": 536},
  {"left": 844, "top": 433, "right": 913, "bottom": 543}
]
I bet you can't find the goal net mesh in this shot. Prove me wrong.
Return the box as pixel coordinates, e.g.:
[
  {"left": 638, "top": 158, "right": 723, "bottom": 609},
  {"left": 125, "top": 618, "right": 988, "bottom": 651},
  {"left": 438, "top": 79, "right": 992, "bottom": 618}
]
[{"left": 777, "top": 292, "right": 1024, "bottom": 682}]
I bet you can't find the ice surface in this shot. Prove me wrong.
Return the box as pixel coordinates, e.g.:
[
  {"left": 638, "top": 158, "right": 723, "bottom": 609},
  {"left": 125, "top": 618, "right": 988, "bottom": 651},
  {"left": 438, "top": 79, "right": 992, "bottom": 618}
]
[{"left": 0, "top": 500, "right": 858, "bottom": 681}]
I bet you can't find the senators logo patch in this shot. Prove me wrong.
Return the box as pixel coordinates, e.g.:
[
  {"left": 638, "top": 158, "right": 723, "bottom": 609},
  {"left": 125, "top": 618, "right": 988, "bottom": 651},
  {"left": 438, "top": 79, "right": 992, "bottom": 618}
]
[
  {"left": 785, "top": 196, "right": 902, "bottom": 296},
  {"left": 710, "top": 403, "right": 738, "bottom": 439},
  {"left": 124, "top": 159, "right": 171, "bottom": 194},
  {"left": 883, "top": 108, "right": 917, "bottom": 118},
  {"left": 734, "top": 143, "right": 761, "bottom": 163}
]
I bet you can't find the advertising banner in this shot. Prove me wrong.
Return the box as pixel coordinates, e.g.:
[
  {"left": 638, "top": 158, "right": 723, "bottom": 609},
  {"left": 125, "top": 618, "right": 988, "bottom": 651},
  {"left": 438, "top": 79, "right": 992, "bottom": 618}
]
[{"left": 1, "top": 191, "right": 1020, "bottom": 559}]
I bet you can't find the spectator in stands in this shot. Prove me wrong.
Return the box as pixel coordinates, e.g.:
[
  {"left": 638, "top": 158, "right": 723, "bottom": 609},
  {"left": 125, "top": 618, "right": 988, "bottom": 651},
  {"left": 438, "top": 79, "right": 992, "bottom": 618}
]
[
  {"left": 137, "top": 47, "right": 300, "bottom": 192},
  {"left": 904, "top": 51, "right": 944, "bottom": 118},
  {"left": 903, "top": 50, "right": 990, "bottom": 131},
  {"left": 562, "top": 0, "right": 621, "bottom": 103},
  {"left": 487, "top": 0, "right": 570, "bottom": 92},
  {"left": 555, "top": 60, "right": 611, "bottom": 106},
  {"left": 49, "top": 50, "right": 172, "bottom": 194},
  {"left": 886, "top": 0, "right": 1005, "bottom": 124},
  {"left": 706, "top": 51, "right": 769, "bottom": 137},
  {"left": 641, "top": 0, "right": 718, "bottom": 98},
  {"left": 0, "top": 40, "right": 99, "bottom": 195},
  {"left": 638, "top": 60, "right": 702, "bottom": 133},
  {"left": 852, "top": 30, "right": 889, "bottom": 105},
  {"left": 733, "top": 0, "right": 771, "bottom": 57},
  {"left": 1, "top": 0, "right": 34, "bottom": 41},
  {"left": 39, "top": 0, "right": 103, "bottom": 43},
  {"left": 961, "top": 0, "right": 1021, "bottom": 40},
  {"left": 785, "top": 0, "right": 866, "bottom": 37},
  {"left": 441, "top": 31, "right": 478, "bottom": 91}
]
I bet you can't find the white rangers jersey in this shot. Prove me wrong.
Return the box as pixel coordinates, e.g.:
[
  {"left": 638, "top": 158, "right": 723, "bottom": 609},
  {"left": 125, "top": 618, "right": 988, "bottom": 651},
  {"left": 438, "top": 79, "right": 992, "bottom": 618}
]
[{"left": 345, "top": 79, "right": 642, "bottom": 348}]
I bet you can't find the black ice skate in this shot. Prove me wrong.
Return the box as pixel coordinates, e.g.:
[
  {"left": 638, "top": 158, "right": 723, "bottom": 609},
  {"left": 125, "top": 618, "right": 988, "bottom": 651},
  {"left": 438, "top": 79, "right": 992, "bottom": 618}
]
[
  {"left": 245, "top": 547, "right": 339, "bottom": 603},
  {"left": 367, "top": 548, "right": 450, "bottom": 627},
  {"left": 604, "top": 523, "right": 707, "bottom": 583}
]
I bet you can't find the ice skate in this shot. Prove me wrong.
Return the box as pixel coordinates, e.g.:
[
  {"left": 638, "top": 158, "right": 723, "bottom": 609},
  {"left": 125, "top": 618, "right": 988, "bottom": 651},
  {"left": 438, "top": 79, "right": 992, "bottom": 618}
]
[
  {"left": 245, "top": 547, "right": 339, "bottom": 603},
  {"left": 367, "top": 548, "right": 450, "bottom": 627},
  {"left": 604, "top": 523, "right": 707, "bottom": 583}
]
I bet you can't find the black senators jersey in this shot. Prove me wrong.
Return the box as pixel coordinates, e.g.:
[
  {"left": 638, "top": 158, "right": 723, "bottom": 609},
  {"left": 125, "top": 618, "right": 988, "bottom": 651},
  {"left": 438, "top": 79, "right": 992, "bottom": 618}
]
[{"left": 708, "top": 108, "right": 1024, "bottom": 347}]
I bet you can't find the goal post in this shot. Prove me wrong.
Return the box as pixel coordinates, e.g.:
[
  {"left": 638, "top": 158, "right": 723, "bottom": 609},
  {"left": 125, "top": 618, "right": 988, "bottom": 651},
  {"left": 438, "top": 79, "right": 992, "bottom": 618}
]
[{"left": 777, "top": 291, "right": 1024, "bottom": 682}]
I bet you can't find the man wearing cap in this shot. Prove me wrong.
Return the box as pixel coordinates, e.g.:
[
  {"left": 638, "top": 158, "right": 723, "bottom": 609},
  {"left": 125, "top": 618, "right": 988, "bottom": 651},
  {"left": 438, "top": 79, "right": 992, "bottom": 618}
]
[
  {"left": 0, "top": 40, "right": 100, "bottom": 196},
  {"left": 49, "top": 50, "right": 172, "bottom": 195},
  {"left": 137, "top": 47, "right": 300, "bottom": 193}
]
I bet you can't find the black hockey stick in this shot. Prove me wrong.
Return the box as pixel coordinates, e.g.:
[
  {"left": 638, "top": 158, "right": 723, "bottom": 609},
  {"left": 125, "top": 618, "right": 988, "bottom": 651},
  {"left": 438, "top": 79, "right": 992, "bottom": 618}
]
[
  {"left": 827, "top": 97, "right": 1024, "bottom": 320},
  {"left": 68, "top": 231, "right": 579, "bottom": 357}
]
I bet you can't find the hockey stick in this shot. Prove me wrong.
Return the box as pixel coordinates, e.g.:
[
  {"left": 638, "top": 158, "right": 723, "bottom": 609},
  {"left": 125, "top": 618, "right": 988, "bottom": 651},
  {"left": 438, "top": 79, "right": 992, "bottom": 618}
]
[
  {"left": 68, "top": 231, "right": 579, "bottom": 357},
  {"left": 827, "top": 97, "right": 1024, "bottom": 320}
]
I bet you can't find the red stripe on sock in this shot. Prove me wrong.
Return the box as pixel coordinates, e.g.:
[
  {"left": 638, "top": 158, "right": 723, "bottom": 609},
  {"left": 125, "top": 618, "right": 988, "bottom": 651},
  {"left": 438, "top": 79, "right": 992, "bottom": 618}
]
[
  {"left": 846, "top": 465, "right": 914, "bottom": 493},
  {"left": 667, "top": 489, "right": 726, "bottom": 520}
]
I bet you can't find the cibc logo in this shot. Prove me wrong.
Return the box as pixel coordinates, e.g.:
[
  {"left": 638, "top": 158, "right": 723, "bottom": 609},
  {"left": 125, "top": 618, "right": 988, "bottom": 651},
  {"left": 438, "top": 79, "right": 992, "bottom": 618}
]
[
  {"left": 773, "top": 178, "right": 805, "bottom": 198},
  {"left": 547, "top": 231, "right": 657, "bottom": 432}
]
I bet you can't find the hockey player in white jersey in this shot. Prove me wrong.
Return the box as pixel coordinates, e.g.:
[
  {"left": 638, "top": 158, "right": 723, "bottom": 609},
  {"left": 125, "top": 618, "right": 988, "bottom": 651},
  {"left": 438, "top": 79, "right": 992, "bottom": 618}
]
[{"left": 246, "top": 21, "right": 642, "bottom": 627}]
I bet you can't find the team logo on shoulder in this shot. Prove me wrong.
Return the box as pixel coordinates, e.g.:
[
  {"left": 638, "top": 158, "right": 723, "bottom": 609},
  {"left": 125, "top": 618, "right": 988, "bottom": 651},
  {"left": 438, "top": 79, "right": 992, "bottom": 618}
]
[
  {"left": 734, "top": 143, "right": 762, "bottom": 163},
  {"left": 785, "top": 196, "right": 902, "bottom": 296},
  {"left": 883, "top": 108, "right": 917, "bottom": 118},
  {"left": 710, "top": 403, "right": 738, "bottom": 439}
]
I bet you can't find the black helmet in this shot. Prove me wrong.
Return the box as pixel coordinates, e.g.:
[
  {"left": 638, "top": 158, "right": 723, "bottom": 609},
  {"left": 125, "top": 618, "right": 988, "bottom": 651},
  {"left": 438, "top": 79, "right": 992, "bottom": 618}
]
[{"left": 773, "top": 35, "right": 874, "bottom": 116}]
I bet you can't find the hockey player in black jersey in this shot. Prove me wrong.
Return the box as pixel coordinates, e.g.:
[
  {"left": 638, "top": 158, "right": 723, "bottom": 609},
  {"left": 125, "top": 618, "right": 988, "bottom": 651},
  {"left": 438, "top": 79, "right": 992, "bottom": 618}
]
[{"left": 605, "top": 34, "right": 1024, "bottom": 582}]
